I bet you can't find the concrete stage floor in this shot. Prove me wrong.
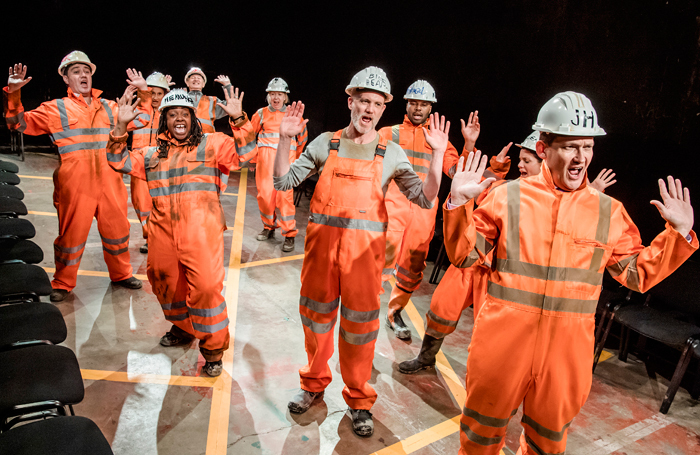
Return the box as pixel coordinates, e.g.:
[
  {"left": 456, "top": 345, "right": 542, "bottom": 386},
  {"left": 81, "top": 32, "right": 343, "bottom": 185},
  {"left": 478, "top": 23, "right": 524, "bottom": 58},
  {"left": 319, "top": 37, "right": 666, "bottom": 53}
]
[{"left": 7, "top": 150, "right": 700, "bottom": 454}]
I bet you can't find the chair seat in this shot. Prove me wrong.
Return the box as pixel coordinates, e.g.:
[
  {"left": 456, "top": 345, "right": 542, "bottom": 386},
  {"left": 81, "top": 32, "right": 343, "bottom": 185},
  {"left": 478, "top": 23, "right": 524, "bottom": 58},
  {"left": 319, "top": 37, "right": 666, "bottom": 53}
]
[
  {"left": 0, "top": 161, "right": 19, "bottom": 173},
  {"left": 0, "top": 173, "right": 20, "bottom": 185},
  {"left": 616, "top": 305, "right": 700, "bottom": 349},
  {"left": 0, "top": 218, "right": 35, "bottom": 239},
  {"left": 0, "top": 302, "right": 67, "bottom": 347},
  {"left": 0, "top": 239, "right": 44, "bottom": 264},
  {"left": 0, "top": 185, "right": 24, "bottom": 200},
  {"left": 0, "top": 197, "right": 27, "bottom": 216},
  {"left": 0, "top": 416, "right": 113, "bottom": 455},
  {"left": 0, "top": 345, "right": 84, "bottom": 415},
  {"left": 0, "top": 264, "right": 52, "bottom": 297}
]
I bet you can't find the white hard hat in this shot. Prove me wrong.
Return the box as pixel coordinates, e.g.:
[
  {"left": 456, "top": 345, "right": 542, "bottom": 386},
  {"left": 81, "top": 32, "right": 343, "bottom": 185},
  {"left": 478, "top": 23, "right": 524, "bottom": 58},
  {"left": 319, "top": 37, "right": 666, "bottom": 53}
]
[
  {"left": 184, "top": 67, "right": 207, "bottom": 86},
  {"left": 146, "top": 72, "right": 170, "bottom": 91},
  {"left": 532, "top": 91, "right": 606, "bottom": 137},
  {"left": 58, "top": 51, "right": 96, "bottom": 76},
  {"left": 516, "top": 131, "right": 540, "bottom": 152},
  {"left": 404, "top": 80, "right": 437, "bottom": 103},
  {"left": 159, "top": 88, "right": 195, "bottom": 112},
  {"left": 345, "top": 66, "right": 392, "bottom": 102},
  {"left": 266, "top": 77, "right": 289, "bottom": 93}
]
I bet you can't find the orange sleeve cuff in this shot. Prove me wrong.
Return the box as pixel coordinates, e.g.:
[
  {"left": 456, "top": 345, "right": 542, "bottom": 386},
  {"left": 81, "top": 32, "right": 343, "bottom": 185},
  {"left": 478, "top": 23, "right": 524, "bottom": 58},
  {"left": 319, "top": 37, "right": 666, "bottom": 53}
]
[{"left": 109, "top": 132, "right": 129, "bottom": 142}]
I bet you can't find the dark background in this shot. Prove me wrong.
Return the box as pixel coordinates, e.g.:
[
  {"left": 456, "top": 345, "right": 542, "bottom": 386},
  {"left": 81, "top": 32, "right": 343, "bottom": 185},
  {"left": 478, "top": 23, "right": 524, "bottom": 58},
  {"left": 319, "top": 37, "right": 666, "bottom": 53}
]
[{"left": 4, "top": 0, "right": 700, "bottom": 244}]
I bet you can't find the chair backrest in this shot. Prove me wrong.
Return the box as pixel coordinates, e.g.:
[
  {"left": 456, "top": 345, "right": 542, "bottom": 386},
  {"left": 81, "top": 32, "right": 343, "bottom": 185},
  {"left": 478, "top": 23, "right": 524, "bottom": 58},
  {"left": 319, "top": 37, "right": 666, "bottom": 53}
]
[
  {"left": 0, "top": 218, "right": 35, "bottom": 239},
  {"left": 647, "top": 259, "right": 700, "bottom": 320}
]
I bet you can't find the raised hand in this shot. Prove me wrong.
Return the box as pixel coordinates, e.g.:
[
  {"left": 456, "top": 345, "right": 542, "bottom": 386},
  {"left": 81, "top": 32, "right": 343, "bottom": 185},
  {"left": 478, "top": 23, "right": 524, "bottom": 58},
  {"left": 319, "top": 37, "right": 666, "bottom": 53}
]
[
  {"left": 165, "top": 74, "right": 176, "bottom": 87},
  {"left": 450, "top": 150, "right": 495, "bottom": 206},
  {"left": 8, "top": 63, "right": 32, "bottom": 93},
  {"left": 126, "top": 68, "right": 147, "bottom": 91},
  {"left": 495, "top": 142, "right": 512, "bottom": 163},
  {"left": 460, "top": 110, "right": 480, "bottom": 151},
  {"left": 650, "top": 176, "right": 694, "bottom": 238},
  {"left": 113, "top": 86, "right": 141, "bottom": 136},
  {"left": 214, "top": 75, "right": 231, "bottom": 86},
  {"left": 279, "top": 101, "right": 309, "bottom": 138},
  {"left": 423, "top": 112, "right": 450, "bottom": 156},
  {"left": 589, "top": 168, "right": 617, "bottom": 192},
  {"left": 218, "top": 86, "right": 244, "bottom": 118}
]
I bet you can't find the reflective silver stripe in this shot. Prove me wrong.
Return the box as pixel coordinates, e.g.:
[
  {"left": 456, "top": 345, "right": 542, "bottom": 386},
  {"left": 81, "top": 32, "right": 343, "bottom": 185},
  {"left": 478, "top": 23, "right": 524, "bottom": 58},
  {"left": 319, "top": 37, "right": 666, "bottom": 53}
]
[
  {"left": 132, "top": 129, "right": 157, "bottom": 135},
  {"left": 340, "top": 305, "right": 379, "bottom": 323},
  {"left": 279, "top": 214, "right": 295, "bottom": 221},
  {"left": 161, "top": 300, "right": 186, "bottom": 310},
  {"left": 148, "top": 164, "right": 220, "bottom": 181},
  {"left": 521, "top": 414, "right": 572, "bottom": 442},
  {"left": 463, "top": 407, "right": 518, "bottom": 428},
  {"left": 459, "top": 248, "right": 480, "bottom": 268},
  {"left": 425, "top": 326, "right": 448, "bottom": 338},
  {"left": 524, "top": 434, "right": 564, "bottom": 455},
  {"left": 196, "top": 135, "right": 208, "bottom": 161},
  {"left": 262, "top": 220, "right": 276, "bottom": 229},
  {"left": 396, "top": 264, "right": 421, "bottom": 281},
  {"left": 449, "top": 164, "right": 457, "bottom": 178},
  {"left": 259, "top": 132, "right": 280, "bottom": 139},
  {"left": 58, "top": 140, "right": 108, "bottom": 154},
  {"left": 495, "top": 259, "right": 602, "bottom": 286},
  {"left": 300, "top": 296, "right": 339, "bottom": 314},
  {"left": 589, "top": 193, "right": 612, "bottom": 271},
  {"left": 623, "top": 255, "right": 640, "bottom": 292},
  {"left": 607, "top": 254, "right": 638, "bottom": 277},
  {"left": 144, "top": 147, "right": 158, "bottom": 171},
  {"left": 300, "top": 314, "right": 336, "bottom": 334},
  {"left": 100, "top": 234, "right": 129, "bottom": 245},
  {"left": 309, "top": 213, "right": 387, "bottom": 232},
  {"left": 54, "top": 241, "right": 86, "bottom": 254},
  {"left": 100, "top": 100, "right": 115, "bottom": 128},
  {"left": 55, "top": 253, "right": 83, "bottom": 266},
  {"left": 192, "top": 317, "right": 229, "bottom": 334},
  {"left": 506, "top": 180, "right": 520, "bottom": 260},
  {"left": 236, "top": 141, "right": 257, "bottom": 156},
  {"left": 382, "top": 268, "right": 395, "bottom": 276},
  {"left": 339, "top": 327, "right": 378, "bottom": 345},
  {"left": 133, "top": 112, "right": 150, "bottom": 128},
  {"left": 136, "top": 209, "right": 150, "bottom": 217},
  {"left": 189, "top": 300, "right": 227, "bottom": 317},
  {"left": 7, "top": 112, "right": 27, "bottom": 132},
  {"left": 51, "top": 127, "right": 112, "bottom": 140},
  {"left": 257, "top": 108, "right": 264, "bottom": 126},
  {"left": 412, "top": 164, "right": 430, "bottom": 174},
  {"left": 460, "top": 421, "right": 503, "bottom": 446},
  {"left": 476, "top": 232, "right": 494, "bottom": 256},
  {"left": 391, "top": 125, "right": 400, "bottom": 143},
  {"left": 257, "top": 142, "right": 279, "bottom": 150},
  {"left": 106, "top": 150, "right": 128, "bottom": 163},
  {"left": 260, "top": 212, "right": 275, "bottom": 220},
  {"left": 149, "top": 182, "right": 219, "bottom": 197},
  {"left": 199, "top": 118, "right": 213, "bottom": 126},
  {"left": 56, "top": 99, "right": 70, "bottom": 130},
  {"left": 103, "top": 246, "right": 128, "bottom": 256},
  {"left": 208, "top": 97, "right": 215, "bottom": 123},
  {"left": 405, "top": 149, "right": 433, "bottom": 162},
  {"left": 427, "top": 309, "right": 459, "bottom": 328},
  {"left": 488, "top": 282, "right": 598, "bottom": 314},
  {"left": 165, "top": 313, "right": 189, "bottom": 321},
  {"left": 121, "top": 155, "right": 133, "bottom": 173}
]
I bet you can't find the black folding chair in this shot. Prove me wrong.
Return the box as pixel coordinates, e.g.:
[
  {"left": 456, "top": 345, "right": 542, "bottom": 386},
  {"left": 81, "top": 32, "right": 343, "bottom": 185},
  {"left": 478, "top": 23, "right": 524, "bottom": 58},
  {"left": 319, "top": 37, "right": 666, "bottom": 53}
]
[
  {"left": 0, "top": 416, "right": 113, "bottom": 454},
  {"left": 0, "top": 197, "right": 27, "bottom": 217},
  {"left": 0, "top": 172, "right": 20, "bottom": 185},
  {"left": 0, "top": 160, "right": 20, "bottom": 173},
  {"left": 0, "top": 184, "right": 24, "bottom": 200},
  {"left": 0, "top": 218, "right": 36, "bottom": 239},
  {"left": 0, "top": 263, "right": 52, "bottom": 304},
  {"left": 429, "top": 243, "right": 450, "bottom": 284}
]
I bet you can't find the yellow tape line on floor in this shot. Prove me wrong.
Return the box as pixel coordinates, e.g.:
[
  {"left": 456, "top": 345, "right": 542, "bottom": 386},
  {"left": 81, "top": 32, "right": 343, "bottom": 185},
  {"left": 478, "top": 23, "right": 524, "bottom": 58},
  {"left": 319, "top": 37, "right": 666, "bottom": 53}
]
[
  {"left": 28, "top": 210, "right": 140, "bottom": 224},
  {"left": 81, "top": 369, "right": 218, "bottom": 388},
  {"left": 42, "top": 267, "right": 148, "bottom": 281}
]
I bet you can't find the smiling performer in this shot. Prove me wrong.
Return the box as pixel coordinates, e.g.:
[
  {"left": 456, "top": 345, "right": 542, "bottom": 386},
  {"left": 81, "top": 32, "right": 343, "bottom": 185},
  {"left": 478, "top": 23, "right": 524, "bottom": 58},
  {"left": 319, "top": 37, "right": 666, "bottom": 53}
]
[
  {"left": 444, "top": 91, "right": 697, "bottom": 455},
  {"left": 106, "top": 88, "right": 242, "bottom": 377},
  {"left": 273, "top": 67, "right": 448, "bottom": 437},
  {"left": 229, "top": 78, "right": 308, "bottom": 252},
  {"left": 4, "top": 52, "right": 151, "bottom": 302},
  {"left": 184, "top": 67, "right": 232, "bottom": 134}
]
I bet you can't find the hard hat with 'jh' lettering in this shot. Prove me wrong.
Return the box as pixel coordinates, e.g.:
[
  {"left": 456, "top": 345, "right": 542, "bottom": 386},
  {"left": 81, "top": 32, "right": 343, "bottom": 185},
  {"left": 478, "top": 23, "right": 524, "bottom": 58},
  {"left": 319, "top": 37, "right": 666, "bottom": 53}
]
[
  {"left": 404, "top": 80, "right": 437, "bottom": 103},
  {"left": 345, "top": 66, "right": 392, "bottom": 102},
  {"left": 533, "top": 91, "right": 606, "bottom": 136}
]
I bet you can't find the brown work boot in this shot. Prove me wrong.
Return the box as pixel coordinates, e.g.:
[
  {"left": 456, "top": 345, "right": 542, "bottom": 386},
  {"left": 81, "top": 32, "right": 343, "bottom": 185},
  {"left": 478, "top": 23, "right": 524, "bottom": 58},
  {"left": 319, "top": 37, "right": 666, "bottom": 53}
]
[
  {"left": 159, "top": 331, "right": 193, "bottom": 347},
  {"left": 256, "top": 228, "right": 274, "bottom": 241},
  {"left": 203, "top": 360, "right": 223, "bottom": 377},
  {"left": 348, "top": 408, "right": 374, "bottom": 437},
  {"left": 288, "top": 389, "right": 324, "bottom": 414},
  {"left": 50, "top": 289, "right": 70, "bottom": 302},
  {"left": 282, "top": 237, "right": 295, "bottom": 252},
  {"left": 112, "top": 277, "right": 143, "bottom": 289}
]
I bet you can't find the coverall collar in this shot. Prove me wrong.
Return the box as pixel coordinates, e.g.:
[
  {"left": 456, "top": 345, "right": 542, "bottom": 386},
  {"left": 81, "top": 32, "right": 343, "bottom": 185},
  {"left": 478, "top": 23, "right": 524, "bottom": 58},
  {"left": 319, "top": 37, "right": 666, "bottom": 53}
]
[
  {"left": 402, "top": 114, "right": 430, "bottom": 128},
  {"left": 540, "top": 161, "right": 589, "bottom": 193},
  {"left": 268, "top": 104, "right": 287, "bottom": 113},
  {"left": 67, "top": 87, "right": 102, "bottom": 107},
  {"left": 157, "top": 131, "right": 194, "bottom": 148}
]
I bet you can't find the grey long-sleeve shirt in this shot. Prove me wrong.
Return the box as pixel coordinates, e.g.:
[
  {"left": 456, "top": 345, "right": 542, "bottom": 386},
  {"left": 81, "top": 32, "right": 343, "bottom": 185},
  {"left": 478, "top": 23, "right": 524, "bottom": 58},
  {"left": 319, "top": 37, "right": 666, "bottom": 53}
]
[{"left": 273, "top": 130, "right": 433, "bottom": 209}]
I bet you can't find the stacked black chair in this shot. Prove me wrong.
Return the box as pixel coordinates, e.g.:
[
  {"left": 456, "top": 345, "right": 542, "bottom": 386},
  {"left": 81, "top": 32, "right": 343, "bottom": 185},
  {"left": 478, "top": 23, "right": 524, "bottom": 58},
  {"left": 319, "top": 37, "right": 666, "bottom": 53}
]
[
  {"left": 0, "top": 160, "right": 112, "bottom": 452},
  {"left": 593, "top": 259, "right": 700, "bottom": 413}
]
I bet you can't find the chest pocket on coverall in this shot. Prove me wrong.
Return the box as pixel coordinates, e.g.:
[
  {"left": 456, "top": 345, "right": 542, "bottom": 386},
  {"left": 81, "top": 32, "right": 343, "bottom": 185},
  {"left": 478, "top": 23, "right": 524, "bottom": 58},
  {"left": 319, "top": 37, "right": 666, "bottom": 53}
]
[
  {"left": 565, "top": 238, "right": 610, "bottom": 294},
  {"left": 329, "top": 168, "right": 374, "bottom": 211}
]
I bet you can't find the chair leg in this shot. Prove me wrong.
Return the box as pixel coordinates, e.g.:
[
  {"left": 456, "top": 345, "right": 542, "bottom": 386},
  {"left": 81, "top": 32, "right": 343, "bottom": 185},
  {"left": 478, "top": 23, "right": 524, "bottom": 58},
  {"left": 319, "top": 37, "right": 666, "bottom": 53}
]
[
  {"left": 429, "top": 244, "right": 447, "bottom": 285},
  {"left": 594, "top": 305, "right": 610, "bottom": 347},
  {"left": 691, "top": 358, "right": 700, "bottom": 400},
  {"left": 660, "top": 338, "right": 699, "bottom": 414},
  {"left": 619, "top": 326, "right": 631, "bottom": 363},
  {"left": 593, "top": 305, "right": 619, "bottom": 373}
]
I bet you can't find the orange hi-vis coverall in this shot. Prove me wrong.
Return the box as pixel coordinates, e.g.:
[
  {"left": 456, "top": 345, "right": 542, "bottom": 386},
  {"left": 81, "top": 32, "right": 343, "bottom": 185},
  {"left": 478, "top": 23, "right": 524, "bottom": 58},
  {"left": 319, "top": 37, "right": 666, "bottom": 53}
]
[
  {"left": 106, "top": 127, "right": 240, "bottom": 361},
  {"left": 443, "top": 162, "right": 698, "bottom": 455},
  {"left": 129, "top": 108, "right": 161, "bottom": 239},
  {"left": 232, "top": 106, "right": 308, "bottom": 237},
  {"left": 274, "top": 129, "right": 433, "bottom": 410},
  {"left": 188, "top": 88, "right": 231, "bottom": 134},
  {"left": 378, "top": 115, "right": 460, "bottom": 286},
  {"left": 3, "top": 86, "right": 152, "bottom": 291}
]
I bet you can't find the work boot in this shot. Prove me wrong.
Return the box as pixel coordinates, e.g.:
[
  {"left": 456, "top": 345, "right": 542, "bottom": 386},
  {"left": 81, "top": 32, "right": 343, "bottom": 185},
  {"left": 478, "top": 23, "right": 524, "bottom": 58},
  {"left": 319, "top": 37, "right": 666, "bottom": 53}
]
[
  {"left": 347, "top": 408, "right": 374, "bottom": 437},
  {"left": 140, "top": 243, "right": 148, "bottom": 254},
  {"left": 282, "top": 237, "right": 295, "bottom": 252},
  {"left": 203, "top": 360, "right": 223, "bottom": 377},
  {"left": 50, "top": 289, "right": 69, "bottom": 302},
  {"left": 288, "top": 389, "right": 324, "bottom": 414},
  {"left": 159, "top": 331, "right": 193, "bottom": 347},
  {"left": 386, "top": 310, "right": 412, "bottom": 340},
  {"left": 398, "top": 334, "right": 445, "bottom": 374},
  {"left": 112, "top": 277, "right": 143, "bottom": 289},
  {"left": 256, "top": 228, "right": 274, "bottom": 241}
]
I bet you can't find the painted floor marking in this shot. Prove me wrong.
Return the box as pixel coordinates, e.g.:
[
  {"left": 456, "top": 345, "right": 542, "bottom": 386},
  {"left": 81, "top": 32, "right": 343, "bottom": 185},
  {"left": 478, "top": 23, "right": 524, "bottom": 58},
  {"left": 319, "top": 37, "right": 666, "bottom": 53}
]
[
  {"left": 582, "top": 413, "right": 672, "bottom": 455},
  {"left": 238, "top": 254, "right": 305, "bottom": 268},
  {"left": 372, "top": 416, "right": 461, "bottom": 455},
  {"left": 42, "top": 267, "right": 148, "bottom": 281},
  {"left": 81, "top": 369, "right": 218, "bottom": 388},
  {"left": 28, "top": 210, "right": 140, "bottom": 224},
  {"left": 18, "top": 174, "right": 52, "bottom": 180}
]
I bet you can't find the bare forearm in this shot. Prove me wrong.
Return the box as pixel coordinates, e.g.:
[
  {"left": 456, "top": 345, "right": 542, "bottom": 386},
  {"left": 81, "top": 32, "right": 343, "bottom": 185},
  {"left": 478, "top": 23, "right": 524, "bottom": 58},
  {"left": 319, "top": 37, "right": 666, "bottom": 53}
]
[
  {"left": 274, "top": 136, "right": 292, "bottom": 177},
  {"left": 113, "top": 120, "right": 129, "bottom": 137}
]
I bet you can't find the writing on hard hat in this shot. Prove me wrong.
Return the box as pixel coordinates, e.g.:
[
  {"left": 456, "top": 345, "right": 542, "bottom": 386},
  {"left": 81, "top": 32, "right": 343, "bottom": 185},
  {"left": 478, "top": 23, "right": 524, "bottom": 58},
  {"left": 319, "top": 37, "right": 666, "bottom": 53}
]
[
  {"left": 184, "top": 67, "right": 207, "bottom": 86},
  {"left": 146, "top": 72, "right": 170, "bottom": 92},
  {"left": 345, "top": 66, "right": 393, "bottom": 102},
  {"left": 267, "top": 77, "right": 290, "bottom": 93},
  {"left": 532, "top": 91, "right": 606, "bottom": 136},
  {"left": 516, "top": 131, "right": 540, "bottom": 152},
  {"left": 159, "top": 89, "right": 195, "bottom": 112},
  {"left": 404, "top": 80, "right": 437, "bottom": 103},
  {"left": 58, "top": 51, "right": 96, "bottom": 76}
]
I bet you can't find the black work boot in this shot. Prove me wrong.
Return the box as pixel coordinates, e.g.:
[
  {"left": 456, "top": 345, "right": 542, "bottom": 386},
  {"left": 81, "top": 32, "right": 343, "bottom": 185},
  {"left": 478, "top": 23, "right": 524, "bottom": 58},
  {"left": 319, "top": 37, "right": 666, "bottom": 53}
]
[
  {"left": 112, "top": 277, "right": 143, "bottom": 289},
  {"left": 256, "top": 228, "right": 274, "bottom": 241},
  {"left": 386, "top": 310, "right": 411, "bottom": 340},
  {"left": 288, "top": 389, "right": 324, "bottom": 414},
  {"left": 140, "top": 242, "right": 148, "bottom": 254},
  {"left": 203, "top": 360, "right": 223, "bottom": 377},
  {"left": 348, "top": 408, "right": 374, "bottom": 437},
  {"left": 398, "top": 334, "right": 444, "bottom": 374}
]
